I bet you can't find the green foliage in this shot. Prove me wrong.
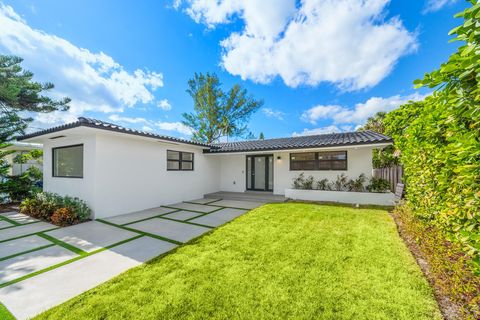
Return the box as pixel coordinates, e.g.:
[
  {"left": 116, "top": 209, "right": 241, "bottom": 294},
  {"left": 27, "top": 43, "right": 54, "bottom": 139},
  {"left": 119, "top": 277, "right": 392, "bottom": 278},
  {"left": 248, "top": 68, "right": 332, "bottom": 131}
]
[
  {"left": 332, "top": 173, "right": 349, "bottom": 191},
  {"left": 347, "top": 173, "right": 367, "bottom": 192},
  {"left": 366, "top": 177, "right": 391, "bottom": 193},
  {"left": 20, "top": 192, "right": 91, "bottom": 225},
  {"left": 385, "top": 2, "right": 480, "bottom": 262},
  {"left": 182, "top": 73, "right": 263, "bottom": 143},
  {"left": 0, "top": 55, "right": 69, "bottom": 196},
  {"left": 358, "top": 111, "right": 400, "bottom": 168},
  {"left": 393, "top": 205, "right": 480, "bottom": 318},
  {"left": 258, "top": 132, "right": 265, "bottom": 140},
  {"left": 316, "top": 178, "right": 330, "bottom": 191}
]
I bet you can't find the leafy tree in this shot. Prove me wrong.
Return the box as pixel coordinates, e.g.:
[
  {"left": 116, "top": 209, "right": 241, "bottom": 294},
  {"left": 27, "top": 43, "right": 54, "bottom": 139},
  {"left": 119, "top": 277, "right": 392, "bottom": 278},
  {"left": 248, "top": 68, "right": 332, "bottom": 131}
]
[
  {"left": 0, "top": 55, "right": 70, "bottom": 201},
  {"left": 385, "top": 2, "right": 480, "bottom": 264},
  {"left": 259, "top": 132, "right": 265, "bottom": 140},
  {"left": 182, "top": 73, "right": 263, "bottom": 143},
  {"left": 357, "top": 111, "right": 399, "bottom": 168}
]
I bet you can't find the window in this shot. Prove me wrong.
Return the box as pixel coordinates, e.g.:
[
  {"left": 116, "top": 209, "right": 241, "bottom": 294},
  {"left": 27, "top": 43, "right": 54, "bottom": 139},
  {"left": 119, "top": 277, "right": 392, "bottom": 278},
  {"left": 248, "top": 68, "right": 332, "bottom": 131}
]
[
  {"left": 290, "top": 151, "right": 347, "bottom": 171},
  {"left": 52, "top": 144, "right": 84, "bottom": 178},
  {"left": 167, "top": 150, "right": 194, "bottom": 171}
]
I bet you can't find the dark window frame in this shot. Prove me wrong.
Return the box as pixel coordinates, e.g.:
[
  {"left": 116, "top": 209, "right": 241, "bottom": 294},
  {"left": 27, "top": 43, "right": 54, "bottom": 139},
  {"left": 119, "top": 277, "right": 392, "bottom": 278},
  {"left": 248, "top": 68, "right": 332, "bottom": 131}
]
[
  {"left": 289, "top": 151, "right": 347, "bottom": 171},
  {"left": 52, "top": 144, "right": 84, "bottom": 178},
  {"left": 167, "top": 150, "right": 194, "bottom": 171}
]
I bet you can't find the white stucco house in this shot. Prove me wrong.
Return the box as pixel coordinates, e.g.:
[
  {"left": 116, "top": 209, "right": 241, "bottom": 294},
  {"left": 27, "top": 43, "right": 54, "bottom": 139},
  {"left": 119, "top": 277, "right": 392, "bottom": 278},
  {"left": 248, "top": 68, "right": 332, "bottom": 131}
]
[{"left": 18, "top": 117, "right": 393, "bottom": 218}]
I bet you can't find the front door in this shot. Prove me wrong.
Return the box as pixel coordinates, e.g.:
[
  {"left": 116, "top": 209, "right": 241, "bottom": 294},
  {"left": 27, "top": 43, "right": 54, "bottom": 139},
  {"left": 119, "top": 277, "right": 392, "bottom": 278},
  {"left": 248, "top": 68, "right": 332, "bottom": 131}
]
[{"left": 246, "top": 155, "right": 273, "bottom": 191}]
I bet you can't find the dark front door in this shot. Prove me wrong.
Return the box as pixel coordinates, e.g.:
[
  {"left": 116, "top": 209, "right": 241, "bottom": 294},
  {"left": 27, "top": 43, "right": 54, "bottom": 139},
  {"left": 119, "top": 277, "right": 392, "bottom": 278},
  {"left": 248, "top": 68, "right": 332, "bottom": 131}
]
[{"left": 246, "top": 155, "right": 273, "bottom": 191}]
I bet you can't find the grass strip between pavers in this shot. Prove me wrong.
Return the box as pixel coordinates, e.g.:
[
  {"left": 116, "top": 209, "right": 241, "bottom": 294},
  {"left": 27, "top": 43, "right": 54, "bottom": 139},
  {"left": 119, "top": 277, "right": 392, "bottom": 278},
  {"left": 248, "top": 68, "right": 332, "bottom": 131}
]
[
  {"left": 0, "top": 227, "right": 60, "bottom": 244},
  {"left": 0, "top": 234, "right": 144, "bottom": 289},
  {"left": 0, "top": 244, "right": 55, "bottom": 262},
  {"left": 161, "top": 205, "right": 224, "bottom": 215},
  {"left": 0, "top": 302, "right": 15, "bottom": 320},
  {"left": 97, "top": 219, "right": 182, "bottom": 245},
  {"left": 0, "top": 215, "right": 21, "bottom": 226},
  {"left": 37, "top": 233, "right": 88, "bottom": 256},
  {"left": 121, "top": 209, "right": 181, "bottom": 226},
  {"left": 183, "top": 199, "right": 222, "bottom": 205},
  {"left": 156, "top": 216, "right": 213, "bottom": 229}
]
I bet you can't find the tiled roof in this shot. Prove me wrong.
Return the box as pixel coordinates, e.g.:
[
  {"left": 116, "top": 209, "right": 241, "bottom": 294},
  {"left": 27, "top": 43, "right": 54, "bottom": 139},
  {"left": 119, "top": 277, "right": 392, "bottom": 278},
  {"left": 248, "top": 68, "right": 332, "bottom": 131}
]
[
  {"left": 18, "top": 117, "right": 211, "bottom": 147},
  {"left": 19, "top": 117, "right": 392, "bottom": 152},
  {"left": 206, "top": 131, "right": 392, "bottom": 153}
]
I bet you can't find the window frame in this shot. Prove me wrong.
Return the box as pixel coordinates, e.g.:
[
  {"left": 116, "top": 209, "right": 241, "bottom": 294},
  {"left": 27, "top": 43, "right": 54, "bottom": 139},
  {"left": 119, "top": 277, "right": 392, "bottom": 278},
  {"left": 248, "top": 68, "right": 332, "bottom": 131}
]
[
  {"left": 167, "top": 150, "right": 194, "bottom": 171},
  {"left": 289, "top": 151, "right": 347, "bottom": 171},
  {"left": 52, "top": 144, "right": 84, "bottom": 178}
]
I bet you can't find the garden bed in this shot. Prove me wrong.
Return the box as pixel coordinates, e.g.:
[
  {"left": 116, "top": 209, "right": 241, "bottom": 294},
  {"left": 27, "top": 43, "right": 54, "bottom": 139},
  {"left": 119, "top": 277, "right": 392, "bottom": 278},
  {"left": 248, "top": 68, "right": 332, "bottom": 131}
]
[{"left": 285, "top": 188, "right": 395, "bottom": 206}]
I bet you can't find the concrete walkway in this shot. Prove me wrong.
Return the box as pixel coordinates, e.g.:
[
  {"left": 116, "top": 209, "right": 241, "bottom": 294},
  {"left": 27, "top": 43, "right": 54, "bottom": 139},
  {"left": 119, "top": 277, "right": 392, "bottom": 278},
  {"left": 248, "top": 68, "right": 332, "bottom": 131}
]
[{"left": 0, "top": 198, "right": 264, "bottom": 319}]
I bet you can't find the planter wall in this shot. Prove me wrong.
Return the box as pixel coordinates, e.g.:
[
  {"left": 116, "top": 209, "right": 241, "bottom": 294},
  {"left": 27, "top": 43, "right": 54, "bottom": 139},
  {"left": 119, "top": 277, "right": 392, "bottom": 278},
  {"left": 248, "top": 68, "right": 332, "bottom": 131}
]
[{"left": 285, "top": 189, "right": 395, "bottom": 206}]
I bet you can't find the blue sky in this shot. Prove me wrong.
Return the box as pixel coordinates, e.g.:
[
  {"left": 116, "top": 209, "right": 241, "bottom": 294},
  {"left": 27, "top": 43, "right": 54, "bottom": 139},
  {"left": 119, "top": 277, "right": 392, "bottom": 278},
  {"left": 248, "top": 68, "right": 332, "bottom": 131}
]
[{"left": 0, "top": 0, "right": 468, "bottom": 140}]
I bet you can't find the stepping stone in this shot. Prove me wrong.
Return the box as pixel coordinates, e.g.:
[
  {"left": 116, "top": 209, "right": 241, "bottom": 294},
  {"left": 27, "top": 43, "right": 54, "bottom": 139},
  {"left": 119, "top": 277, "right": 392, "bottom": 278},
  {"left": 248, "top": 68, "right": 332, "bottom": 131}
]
[
  {"left": 0, "top": 223, "right": 56, "bottom": 242},
  {"left": 0, "top": 220, "right": 14, "bottom": 229},
  {"left": 189, "top": 208, "right": 247, "bottom": 227},
  {"left": 207, "top": 199, "right": 264, "bottom": 210},
  {"left": 1, "top": 212, "right": 39, "bottom": 224},
  {"left": 128, "top": 219, "right": 211, "bottom": 243},
  {"left": 0, "top": 245, "right": 78, "bottom": 284},
  {"left": 0, "top": 236, "right": 176, "bottom": 320},
  {"left": 162, "top": 210, "right": 203, "bottom": 221},
  {"left": 103, "top": 207, "right": 176, "bottom": 225},
  {"left": 0, "top": 235, "right": 52, "bottom": 259},
  {"left": 165, "top": 202, "right": 218, "bottom": 213},
  {"left": 186, "top": 198, "right": 220, "bottom": 205},
  {"left": 45, "top": 221, "right": 138, "bottom": 252}
]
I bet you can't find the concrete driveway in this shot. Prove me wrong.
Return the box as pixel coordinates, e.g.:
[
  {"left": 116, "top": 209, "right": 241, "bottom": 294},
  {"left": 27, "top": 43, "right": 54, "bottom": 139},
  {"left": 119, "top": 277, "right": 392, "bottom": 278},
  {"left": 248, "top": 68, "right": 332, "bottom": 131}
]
[{"left": 0, "top": 198, "right": 264, "bottom": 319}]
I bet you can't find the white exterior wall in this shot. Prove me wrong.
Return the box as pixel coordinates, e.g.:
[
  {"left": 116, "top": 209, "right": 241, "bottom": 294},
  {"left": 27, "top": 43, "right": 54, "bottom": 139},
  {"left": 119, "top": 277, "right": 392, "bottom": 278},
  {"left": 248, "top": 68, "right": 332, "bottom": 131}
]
[
  {"left": 92, "top": 133, "right": 220, "bottom": 218},
  {"left": 42, "top": 134, "right": 97, "bottom": 211},
  {"left": 215, "top": 146, "right": 374, "bottom": 195},
  {"left": 273, "top": 147, "right": 373, "bottom": 195},
  {"left": 218, "top": 154, "right": 246, "bottom": 192}
]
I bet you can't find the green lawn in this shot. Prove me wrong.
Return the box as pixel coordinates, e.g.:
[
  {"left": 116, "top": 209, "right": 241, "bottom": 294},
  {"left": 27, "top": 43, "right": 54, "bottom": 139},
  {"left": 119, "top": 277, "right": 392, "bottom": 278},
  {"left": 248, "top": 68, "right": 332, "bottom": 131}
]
[{"left": 35, "top": 203, "right": 441, "bottom": 320}]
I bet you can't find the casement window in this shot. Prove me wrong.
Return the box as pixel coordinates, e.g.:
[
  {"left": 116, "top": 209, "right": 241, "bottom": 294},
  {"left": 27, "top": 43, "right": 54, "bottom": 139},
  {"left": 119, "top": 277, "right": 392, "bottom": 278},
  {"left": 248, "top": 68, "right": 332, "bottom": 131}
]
[
  {"left": 290, "top": 151, "right": 347, "bottom": 171},
  {"left": 167, "top": 150, "right": 194, "bottom": 171},
  {"left": 52, "top": 144, "right": 84, "bottom": 178}
]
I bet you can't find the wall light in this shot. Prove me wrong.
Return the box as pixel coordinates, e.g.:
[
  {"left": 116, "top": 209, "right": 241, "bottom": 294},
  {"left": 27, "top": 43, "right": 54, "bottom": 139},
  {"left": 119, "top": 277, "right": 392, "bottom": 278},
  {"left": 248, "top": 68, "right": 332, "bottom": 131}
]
[{"left": 277, "top": 156, "right": 281, "bottom": 160}]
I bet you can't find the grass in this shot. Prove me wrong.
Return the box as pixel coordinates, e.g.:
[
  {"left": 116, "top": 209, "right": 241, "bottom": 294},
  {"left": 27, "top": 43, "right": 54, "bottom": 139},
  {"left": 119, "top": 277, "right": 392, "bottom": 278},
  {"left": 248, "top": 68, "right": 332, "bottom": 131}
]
[
  {"left": 0, "top": 302, "right": 15, "bottom": 320},
  {"left": 35, "top": 203, "right": 441, "bottom": 320}
]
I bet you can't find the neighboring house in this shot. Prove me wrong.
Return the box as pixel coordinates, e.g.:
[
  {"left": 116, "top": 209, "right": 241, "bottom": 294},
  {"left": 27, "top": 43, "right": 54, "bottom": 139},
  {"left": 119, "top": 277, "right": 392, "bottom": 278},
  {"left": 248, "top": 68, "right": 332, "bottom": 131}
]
[
  {"left": 4, "top": 142, "right": 43, "bottom": 176},
  {"left": 18, "top": 117, "right": 392, "bottom": 218}
]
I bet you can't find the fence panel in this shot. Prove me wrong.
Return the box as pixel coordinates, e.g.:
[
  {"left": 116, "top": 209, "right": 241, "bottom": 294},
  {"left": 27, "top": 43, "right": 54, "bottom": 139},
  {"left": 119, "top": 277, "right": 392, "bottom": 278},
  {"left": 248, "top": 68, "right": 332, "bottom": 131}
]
[{"left": 372, "top": 165, "right": 403, "bottom": 192}]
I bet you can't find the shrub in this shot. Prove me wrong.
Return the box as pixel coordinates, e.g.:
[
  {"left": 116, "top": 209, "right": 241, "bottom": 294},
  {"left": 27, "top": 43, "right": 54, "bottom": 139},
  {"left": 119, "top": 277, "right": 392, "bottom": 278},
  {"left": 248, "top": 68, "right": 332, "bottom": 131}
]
[
  {"left": 384, "top": 3, "right": 480, "bottom": 265},
  {"left": 316, "top": 178, "right": 330, "bottom": 191},
  {"left": 347, "top": 173, "right": 366, "bottom": 192},
  {"left": 292, "top": 173, "right": 305, "bottom": 189},
  {"left": 0, "top": 167, "right": 42, "bottom": 203},
  {"left": 332, "top": 174, "right": 349, "bottom": 191},
  {"left": 302, "top": 175, "right": 315, "bottom": 190},
  {"left": 51, "top": 207, "right": 77, "bottom": 227},
  {"left": 20, "top": 192, "right": 91, "bottom": 226},
  {"left": 366, "top": 177, "right": 390, "bottom": 193}
]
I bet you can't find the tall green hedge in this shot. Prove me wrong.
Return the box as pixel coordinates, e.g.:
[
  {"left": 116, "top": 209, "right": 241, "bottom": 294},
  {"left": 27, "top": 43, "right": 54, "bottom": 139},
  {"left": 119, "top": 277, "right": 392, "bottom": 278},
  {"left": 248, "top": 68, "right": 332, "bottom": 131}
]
[{"left": 385, "top": 1, "right": 480, "bottom": 265}]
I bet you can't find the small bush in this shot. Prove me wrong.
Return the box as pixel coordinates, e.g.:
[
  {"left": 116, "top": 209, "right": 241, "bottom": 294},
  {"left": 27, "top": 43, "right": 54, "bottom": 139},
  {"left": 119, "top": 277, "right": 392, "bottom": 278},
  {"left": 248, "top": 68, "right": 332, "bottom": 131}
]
[
  {"left": 292, "top": 173, "right": 305, "bottom": 189},
  {"left": 332, "top": 174, "right": 349, "bottom": 191},
  {"left": 302, "top": 175, "right": 315, "bottom": 190},
  {"left": 316, "top": 178, "right": 330, "bottom": 191},
  {"left": 51, "top": 207, "right": 77, "bottom": 227},
  {"left": 347, "top": 173, "right": 366, "bottom": 192},
  {"left": 366, "top": 177, "right": 390, "bottom": 193},
  {"left": 20, "top": 192, "right": 91, "bottom": 226}
]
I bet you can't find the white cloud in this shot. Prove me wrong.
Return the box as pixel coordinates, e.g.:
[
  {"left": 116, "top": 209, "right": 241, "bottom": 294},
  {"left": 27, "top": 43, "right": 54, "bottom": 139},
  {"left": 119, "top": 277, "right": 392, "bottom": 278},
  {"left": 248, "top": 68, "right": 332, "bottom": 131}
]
[
  {"left": 157, "top": 99, "right": 172, "bottom": 111},
  {"left": 177, "top": 0, "right": 417, "bottom": 90},
  {"left": 107, "top": 114, "right": 193, "bottom": 136},
  {"left": 292, "top": 125, "right": 341, "bottom": 136},
  {"left": 262, "top": 107, "right": 285, "bottom": 120},
  {"left": 155, "top": 121, "right": 193, "bottom": 135},
  {"left": 423, "top": 0, "right": 458, "bottom": 13},
  {"left": 108, "top": 114, "right": 149, "bottom": 124},
  {"left": 301, "top": 93, "right": 425, "bottom": 125},
  {"left": 0, "top": 4, "right": 163, "bottom": 126}
]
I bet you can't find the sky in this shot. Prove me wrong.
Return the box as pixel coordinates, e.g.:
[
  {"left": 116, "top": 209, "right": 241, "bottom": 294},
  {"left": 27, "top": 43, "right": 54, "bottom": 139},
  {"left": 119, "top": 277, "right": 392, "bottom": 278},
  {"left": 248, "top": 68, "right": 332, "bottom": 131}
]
[{"left": 0, "top": 0, "right": 469, "bottom": 141}]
